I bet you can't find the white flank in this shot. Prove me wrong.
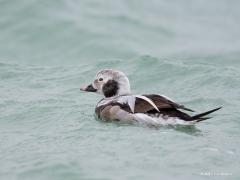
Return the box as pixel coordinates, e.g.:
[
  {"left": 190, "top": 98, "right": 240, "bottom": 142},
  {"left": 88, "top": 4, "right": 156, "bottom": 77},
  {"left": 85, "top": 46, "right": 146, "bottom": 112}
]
[{"left": 134, "top": 113, "right": 196, "bottom": 126}]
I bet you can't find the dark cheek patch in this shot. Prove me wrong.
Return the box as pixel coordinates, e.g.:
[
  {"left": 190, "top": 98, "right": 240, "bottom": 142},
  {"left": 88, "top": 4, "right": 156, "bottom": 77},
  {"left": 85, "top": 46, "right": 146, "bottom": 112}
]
[{"left": 102, "top": 80, "right": 119, "bottom": 97}]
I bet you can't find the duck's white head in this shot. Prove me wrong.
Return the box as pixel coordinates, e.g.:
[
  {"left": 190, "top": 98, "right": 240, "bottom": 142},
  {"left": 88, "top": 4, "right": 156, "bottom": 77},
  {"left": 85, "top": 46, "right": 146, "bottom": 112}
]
[{"left": 80, "top": 69, "right": 131, "bottom": 98}]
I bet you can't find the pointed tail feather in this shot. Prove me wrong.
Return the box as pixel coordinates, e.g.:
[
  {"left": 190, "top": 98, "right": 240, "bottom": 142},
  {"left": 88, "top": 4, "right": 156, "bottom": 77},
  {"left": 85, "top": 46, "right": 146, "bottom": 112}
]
[
  {"left": 189, "top": 107, "right": 222, "bottom": 121},
  {"left": 196, "top": 117, "right": 212, "bottom": 122}
]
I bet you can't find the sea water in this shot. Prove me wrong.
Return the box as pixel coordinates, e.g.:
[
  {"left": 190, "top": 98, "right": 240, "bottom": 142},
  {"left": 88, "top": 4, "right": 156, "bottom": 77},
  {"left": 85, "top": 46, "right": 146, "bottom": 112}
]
[{"left": 1, "top": 0, "right": 240, "bottom": 180}]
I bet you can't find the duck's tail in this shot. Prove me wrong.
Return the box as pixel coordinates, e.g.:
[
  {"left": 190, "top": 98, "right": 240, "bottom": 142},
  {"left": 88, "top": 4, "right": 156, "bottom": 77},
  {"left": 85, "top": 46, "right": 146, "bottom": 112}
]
[{"left": 189, "top": 107, "right": 222, "bottom": 122}]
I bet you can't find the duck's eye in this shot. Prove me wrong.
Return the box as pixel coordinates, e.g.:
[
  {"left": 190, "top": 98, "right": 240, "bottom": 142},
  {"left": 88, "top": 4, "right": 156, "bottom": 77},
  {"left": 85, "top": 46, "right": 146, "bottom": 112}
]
[{"left": 99, "top": 78, "right": 103, "bottom": 81}]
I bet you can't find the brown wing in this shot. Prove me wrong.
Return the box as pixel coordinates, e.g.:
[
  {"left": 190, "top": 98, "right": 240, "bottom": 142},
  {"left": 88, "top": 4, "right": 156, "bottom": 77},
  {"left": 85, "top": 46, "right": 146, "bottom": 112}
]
[
  {"left": 134, "top": 94, "right": 194, "bottom": 113},
  {"left": 132, "top": 94, "right": 194, "bottom": 120}
]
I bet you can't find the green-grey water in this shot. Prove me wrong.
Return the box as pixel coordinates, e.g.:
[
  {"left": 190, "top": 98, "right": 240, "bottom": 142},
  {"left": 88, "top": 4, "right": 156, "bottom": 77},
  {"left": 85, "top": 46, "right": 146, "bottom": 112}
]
[{"left": 1, "top": 0, "right": 240, "bottom": 180}]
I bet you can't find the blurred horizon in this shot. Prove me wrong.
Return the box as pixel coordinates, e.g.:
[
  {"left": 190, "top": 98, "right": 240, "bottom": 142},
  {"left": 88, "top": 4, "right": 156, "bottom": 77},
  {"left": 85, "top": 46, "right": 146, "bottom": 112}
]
[{"left": 0, "top": 0, "right": 240, "bottom": 66}]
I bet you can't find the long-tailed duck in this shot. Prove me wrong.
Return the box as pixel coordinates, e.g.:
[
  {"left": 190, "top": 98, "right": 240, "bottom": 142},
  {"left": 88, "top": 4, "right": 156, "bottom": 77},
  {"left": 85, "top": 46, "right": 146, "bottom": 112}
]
[{"left": 80, "top": 69, "right": 221, "bottom": 126}]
